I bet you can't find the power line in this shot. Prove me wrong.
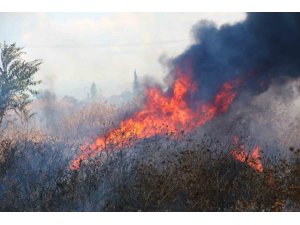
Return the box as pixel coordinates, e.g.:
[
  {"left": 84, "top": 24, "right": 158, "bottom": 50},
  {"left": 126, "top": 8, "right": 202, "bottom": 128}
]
[{"left": 24, "top": 39, "right": 190, "bottom": 49}]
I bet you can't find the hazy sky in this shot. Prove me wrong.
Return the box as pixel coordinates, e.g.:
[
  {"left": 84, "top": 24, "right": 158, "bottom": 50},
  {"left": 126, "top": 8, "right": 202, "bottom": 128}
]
[{"left": 0, "top": 13, "right": 246, "bottom": 99}]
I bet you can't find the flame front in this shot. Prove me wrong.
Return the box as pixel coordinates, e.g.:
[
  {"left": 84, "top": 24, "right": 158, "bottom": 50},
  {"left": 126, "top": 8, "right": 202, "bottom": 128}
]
[
  {"left": 231, "top": 137, "right": 263, "bottom": 173},
  {"left": 71, "top": 69, "right": 239, "bottom": 170}
]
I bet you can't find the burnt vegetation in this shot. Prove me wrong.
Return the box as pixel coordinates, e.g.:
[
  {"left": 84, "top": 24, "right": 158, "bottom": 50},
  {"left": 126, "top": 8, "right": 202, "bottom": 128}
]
[
  {"left": 1, "top": 13, "right": 300, "bottom": 212},
  {"left": 0, "top": 85, "right": 300, "bottom": 212},
  {"left": 0, "top": 100, "right": 299, "bottom": 211},
  {"left": 0, "top": 126, "right": 299, "bottom": 211}
]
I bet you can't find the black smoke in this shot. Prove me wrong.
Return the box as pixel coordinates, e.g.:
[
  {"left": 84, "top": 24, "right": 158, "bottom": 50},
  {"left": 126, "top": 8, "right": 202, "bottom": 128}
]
[{"left": 171, "top": 13, "right": 300, "bottom": 101}]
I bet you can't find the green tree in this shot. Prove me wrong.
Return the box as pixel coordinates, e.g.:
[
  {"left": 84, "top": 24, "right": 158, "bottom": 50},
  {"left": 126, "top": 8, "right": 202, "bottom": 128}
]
[
  {"left": 13, "top": 93, "right": 36, "bottom": 126},
  {"left": 0, "top": 42, "right": 42, "bottom": 125}
]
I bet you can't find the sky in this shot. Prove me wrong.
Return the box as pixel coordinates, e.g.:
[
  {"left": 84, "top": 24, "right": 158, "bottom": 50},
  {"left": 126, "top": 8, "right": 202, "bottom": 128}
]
[{"left": 0, "top": 13, "right": 246, "bottom": 99}]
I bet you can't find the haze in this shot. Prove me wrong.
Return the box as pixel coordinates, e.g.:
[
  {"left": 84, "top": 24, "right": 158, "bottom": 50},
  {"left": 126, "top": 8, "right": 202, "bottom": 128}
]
[{"left": 0, "top": 12, "right": 245, "bottom": 99}]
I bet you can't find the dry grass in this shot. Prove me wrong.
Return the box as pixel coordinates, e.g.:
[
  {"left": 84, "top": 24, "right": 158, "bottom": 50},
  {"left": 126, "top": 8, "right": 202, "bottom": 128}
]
[{"left": 0, "top": 100, "right": 299, "bottom": 212}]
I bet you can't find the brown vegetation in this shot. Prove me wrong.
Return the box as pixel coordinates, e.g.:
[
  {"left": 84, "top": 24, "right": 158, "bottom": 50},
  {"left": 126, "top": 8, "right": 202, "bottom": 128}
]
[{"left": 0, "top": 116, "right": 299, "bottom": 211}]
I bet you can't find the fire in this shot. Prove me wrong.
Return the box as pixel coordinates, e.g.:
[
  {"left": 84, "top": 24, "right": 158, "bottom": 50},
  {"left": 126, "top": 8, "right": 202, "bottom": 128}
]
[
  {"left": 231, "top": 137, "right": 263, "bottom": 173},
  {"left": 71, "top": 69, "right": 239, "bottom": 170}
]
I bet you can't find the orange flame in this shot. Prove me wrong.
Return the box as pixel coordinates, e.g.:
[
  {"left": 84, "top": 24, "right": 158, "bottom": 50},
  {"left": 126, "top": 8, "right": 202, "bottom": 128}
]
[
  {"left": 71, "top": 69, "right": 239, "bottom": 170},
  {"left": 231, "top": 137, "right": 263, "bottom": 173}
]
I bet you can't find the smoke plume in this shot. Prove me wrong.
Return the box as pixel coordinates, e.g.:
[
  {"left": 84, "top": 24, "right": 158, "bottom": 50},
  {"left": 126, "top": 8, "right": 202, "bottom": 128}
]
[{"left": 170, "top": 13, "right": 300, "bottom": 101}]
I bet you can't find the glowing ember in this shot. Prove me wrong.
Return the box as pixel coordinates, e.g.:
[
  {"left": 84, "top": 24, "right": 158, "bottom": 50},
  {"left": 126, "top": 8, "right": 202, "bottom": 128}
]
[
  {"left": 71, "top": 69, "right": 239, "bottom": 170},
  {"left": 231, "top": 137, "right": 263, "bottom": 173}
]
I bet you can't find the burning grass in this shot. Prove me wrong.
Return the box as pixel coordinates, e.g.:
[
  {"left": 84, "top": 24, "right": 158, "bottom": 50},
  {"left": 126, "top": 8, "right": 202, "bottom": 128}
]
[
  {"left": 71, "top": 69, "right": 240, "bottom": 170},
  {"left": 0, "top": 89, "right": 299, "bottom": 212},
  {"left": 1, "top": 12, "right": 300, "bottom": 212},
  {"left": 0, "top": 126, "right": 299, "bottom": 211}
]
